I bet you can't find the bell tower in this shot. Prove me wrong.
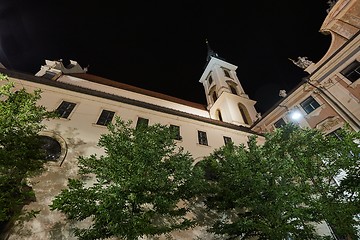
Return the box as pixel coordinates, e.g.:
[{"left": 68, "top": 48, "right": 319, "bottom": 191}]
[{"left": 199, "top": 40, "right": 259, "bottom": 126}]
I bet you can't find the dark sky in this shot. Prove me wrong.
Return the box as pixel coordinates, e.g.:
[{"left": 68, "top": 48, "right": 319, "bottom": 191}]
[{"left": 0, "top": 1, "right": 331, "bottom": 114}]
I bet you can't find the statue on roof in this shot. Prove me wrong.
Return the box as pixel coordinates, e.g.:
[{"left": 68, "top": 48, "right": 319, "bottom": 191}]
[
  {"left": 279, "top": 90, "right": 287, "bottom": 98},
  {"left": 288, "top": 56, "right": 313, "bottom": 69},
  {"left": 327, "top": 0, "right": 337, "bottom": 13}
]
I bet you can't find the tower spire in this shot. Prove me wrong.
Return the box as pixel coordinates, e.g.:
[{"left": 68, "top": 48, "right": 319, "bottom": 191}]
[{"left": 206, "top": 39, "right": 219, "bottom": 62}]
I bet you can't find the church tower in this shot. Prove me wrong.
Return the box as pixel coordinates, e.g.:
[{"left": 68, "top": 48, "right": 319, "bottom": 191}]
[{"left": 199, "top": 40, "right": 258, "bottom": 126}]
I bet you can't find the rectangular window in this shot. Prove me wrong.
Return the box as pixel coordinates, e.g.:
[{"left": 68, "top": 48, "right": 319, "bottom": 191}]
[
  {"left": 136, "top": 117, "right": 149, "bottom": 129},
  {"left": 223, "top": 136, "right": 232, "bottom": 145},
  {"left": 170, "top": 125, "right": 181, "bottom": 140},
  {"left": 300, "top": 96, "right": 320, "bottom": 114},
  {"left": 198, "top": 130, "right": 208, "bottom": 146},
  {"left": 42, "top": 71, "right": 57, "bottom": 80},
  {"left": 327, "top": 128, "right": 343, "bottom": 140},
  {"left": 340, "top": 60, "right": 360, "bottom": 82},
  {"left": 56, "top": 101, "right": 76, "bottom": 118},
  {"left": 274, "top": 118, "right": 286, "bottom": 128},
  {"left": 96, "top": 110, "right": 115, "bottom": 126}
]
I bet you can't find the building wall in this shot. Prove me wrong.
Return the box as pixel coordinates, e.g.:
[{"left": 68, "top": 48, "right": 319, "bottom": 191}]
[
  {"left": 1, "top": 70, "right": 263, "bottom": 240},
  {"left": 59, "top": 75, "right": 211, "bottom": 119},
  {"left": 250, "top": 3, "right": 359, "bottom": 237},
  {"left": 12, "top": 75, "right": 259, "bottom": 159},
  {"left": 319, "top": 0, "right": 360, "bottom": 64}
]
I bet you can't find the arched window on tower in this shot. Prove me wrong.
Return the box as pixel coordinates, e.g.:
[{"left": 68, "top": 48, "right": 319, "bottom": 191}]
[
  {"left": 216, "top": 109, "right": 223, "bottom": 121},
  {"left": 209, "top": 86, "right": 217, "bottom": 104},
  {"left": 223, "top": 68, "right": 231, "bottom": 78},
  {"left": 208, "top": 74, "right": 213, "bottom": 85},
  {"left": 226, "top": 81, "right": 238, "bottom": 95},
  {"left": 230, "top": 85, "right": 237, "bottom": 95},
  {"left": 212, "top": 91, "right": 218, "bottom": 102},
  {"left": 238, "top": 103, "right": 251, "bottom": 125}
]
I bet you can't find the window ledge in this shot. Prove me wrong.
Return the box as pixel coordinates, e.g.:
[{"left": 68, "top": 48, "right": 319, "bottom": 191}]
[
  {"left": 55, "top": 117, "right": 71, "bottom": 121},
  {"left": 196, "top": 143, "right": 211, "bottom": 148},
  {"left": 349, "top": 79, "right": 360, "bottom": 88},
  {"left": 304, "top": 105, "right": 323, "bottom": 119},
  {"left": 91, "top": 123, "right": 108, "bottom": 128}
]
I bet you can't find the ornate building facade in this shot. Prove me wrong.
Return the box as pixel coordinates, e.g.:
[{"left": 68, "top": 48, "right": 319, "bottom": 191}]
[{"left": 252, "top": 0, "right": 360, "bottom": 135}]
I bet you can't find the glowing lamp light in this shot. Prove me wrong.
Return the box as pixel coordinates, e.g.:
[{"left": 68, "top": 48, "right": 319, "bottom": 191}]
[{"left": 290, "top": 109, "right": 302, "bottom": 121}]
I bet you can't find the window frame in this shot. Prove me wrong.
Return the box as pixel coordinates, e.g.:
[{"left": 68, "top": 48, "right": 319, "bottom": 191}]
[
  {"left": 239, "top": 106, "right": 250, "bottom": 125},
  {"left": 274, "top": 118, "right": 286, "bottom": 129},
  {"left": 327, "top": 128, "right": 343, "bottom": 141},
  {"left": 42, "top": 71, "right": 57, "bottom": 80},
  {"left": 170, "top": 124, "right": 182, "bottom": 140},
  {"left": 55, "top": 101, "right": 76, "bottom": 119},
  {"left": 96, "top": 109, "right": 115, "bottom": 126},
  {"left": 223, "top": 136, "right": 232, "bottom": 145},
  {"left": 300, "top": 96, "right": 320, "bottom": 114},
  {"left": 340, "top": 60, "right": 360, "bottom": 83},
  {"left": 198, "top": 130, "right": 208, "bottom": 146},
  {"left": 136, "top": 117, "right": 149, "bottom": 129}
]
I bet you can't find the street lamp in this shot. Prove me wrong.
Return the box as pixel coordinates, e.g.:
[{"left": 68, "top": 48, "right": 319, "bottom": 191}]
[{"left": 289, "top": 109, "right": 302, "bottom": 121}]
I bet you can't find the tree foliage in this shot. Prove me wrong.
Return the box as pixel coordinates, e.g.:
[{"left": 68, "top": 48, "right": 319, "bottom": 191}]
[
  {"left": 47, "top": 96, "right": 359, "bottom": 240},
  {"left": 50, "top": 117, "right": 203, "bottom": 240},
  {"left": 0, "top": 74, "right": 56, "bottom": 225},
  {"left": 197, "top": 123, "right": 359, "bottom": 240}
]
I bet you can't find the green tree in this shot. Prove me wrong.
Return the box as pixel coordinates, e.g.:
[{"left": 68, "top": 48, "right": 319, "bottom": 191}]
[
  {"left": 0, "top": 74, "right": 56, "bottom": 226},
  {"left": 196, "top": 123, "right": 359, "bottom": 240},
  {"left": 329, "top": 128, "right": 360, "bottom": 239},
  {"left": 50, "top": 117, "right": 203, "bottom": 240}
]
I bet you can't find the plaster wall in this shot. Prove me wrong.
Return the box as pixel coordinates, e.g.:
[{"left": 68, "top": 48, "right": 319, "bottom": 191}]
[{"left": 5, "top": 76, "right": 261, "bottom": 240}]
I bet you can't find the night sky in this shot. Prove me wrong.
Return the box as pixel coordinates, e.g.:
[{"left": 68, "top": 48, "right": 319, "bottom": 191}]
[{"left": 0, "top": 1, "right": 331, "bottom": 114}]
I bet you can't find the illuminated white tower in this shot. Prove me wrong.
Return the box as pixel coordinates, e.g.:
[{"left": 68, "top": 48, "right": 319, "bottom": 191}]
[{"left": 199, "top": 40, "right": 259, "bottom": 126}]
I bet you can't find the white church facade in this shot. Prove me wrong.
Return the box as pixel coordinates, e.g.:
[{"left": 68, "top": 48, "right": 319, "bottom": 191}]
[{"left": 0, "top": 48, "right": 264, "bottom": 239}]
